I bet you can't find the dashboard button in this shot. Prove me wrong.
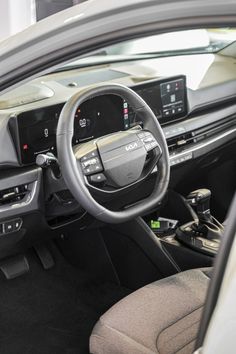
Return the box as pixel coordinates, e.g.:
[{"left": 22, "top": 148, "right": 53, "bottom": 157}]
[
  {"left": 177, "top": 106, "right": 183, "bottom": 113},
  {"left": 13, "top": 219, "right": 22, "bottom": 231},
  {"left": 4, "top": 221, "right": 15, "bottom": 233},
  {"left": 163, "top": 109, "right": 171, "bottom": 117},
  {"left": 1, "top": 219, "right": 22, "bottom": 235}
]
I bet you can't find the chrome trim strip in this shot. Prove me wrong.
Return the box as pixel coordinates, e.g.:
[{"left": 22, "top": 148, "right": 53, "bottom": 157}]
[
  {"left": 169, "top": 127, "right": 236, "bottom": 160},
  {"left": 153, "top": 127, "right": 236, "bottom": 173}
]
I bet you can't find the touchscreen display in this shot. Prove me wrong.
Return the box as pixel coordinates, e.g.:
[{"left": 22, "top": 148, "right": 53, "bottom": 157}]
[
  {"left": 132, "top": 76, "right": 187, "bottom": 125},
  {"left": 160, "top": 78, "right": 186, "bottom": 119}
]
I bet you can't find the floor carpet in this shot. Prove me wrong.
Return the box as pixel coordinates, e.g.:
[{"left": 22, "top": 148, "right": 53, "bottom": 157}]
[{"left": 0, "top": 244, "right": 130, "bottom": 354}]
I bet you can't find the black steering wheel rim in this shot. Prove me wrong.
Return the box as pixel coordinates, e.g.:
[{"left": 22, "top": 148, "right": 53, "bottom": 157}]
[{"left": 57, "top": 83, "right": 170, "bottom": 224}]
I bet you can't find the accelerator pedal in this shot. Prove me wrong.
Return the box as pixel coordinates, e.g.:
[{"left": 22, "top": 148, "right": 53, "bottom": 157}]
[{"left": 34, "top": 244, "right": 55, "bottom": 270}]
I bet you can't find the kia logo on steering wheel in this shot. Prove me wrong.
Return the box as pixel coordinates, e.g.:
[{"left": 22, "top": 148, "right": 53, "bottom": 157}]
[{"left": 125, "top": 142, "right": 138, "bottom": 151}]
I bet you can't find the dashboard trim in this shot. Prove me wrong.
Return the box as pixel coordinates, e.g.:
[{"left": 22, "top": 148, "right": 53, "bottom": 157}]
[
  {"left": 152, "top": 126, "right": 236, "bottom": 172},
  {"left": 0, "top": 181, "right": 38, "bottom": 213},
  {"left": 170, "top": 127, "right": 236, "bottom": 158},
  {"left": 0, "top": 167, "right": 42, "bottom": 220}
]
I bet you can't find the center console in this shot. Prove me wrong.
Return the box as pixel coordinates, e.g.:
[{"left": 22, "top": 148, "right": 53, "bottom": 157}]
[{"left": 144, "top": 188, "right": 223, "bottom": 270}]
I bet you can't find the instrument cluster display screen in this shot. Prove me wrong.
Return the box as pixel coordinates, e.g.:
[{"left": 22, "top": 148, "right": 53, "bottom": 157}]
[{"left": 73, "top": 95, "right": 129, "bottom": 144}]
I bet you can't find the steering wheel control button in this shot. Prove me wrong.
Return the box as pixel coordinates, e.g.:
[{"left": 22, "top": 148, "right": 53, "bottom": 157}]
[
  {"left": 138, "top": 131, "right": 159, "bottom": 152},
  {"left": 89, "top": 173, "right": 106, "bottom": 184},
  {"left": 81, "top": 156, "right": 103, "bottom": 176},
  {"left": 137, "top": 132, "right": 145, "bottom": 139},
  {"left": 82, "top": 157, "right": 98, "bottom": 168},
  {"left": 151, "top": 141, "right": 158, "bottom": 148},
  {"left": 80, "top": 150, "right": 98, "bottom": 162},
  {"left": 143, "top": 136, "right": 153, "bottom": 143},
  {"left": 138, "top": 131, "right": 151, "bottom": 139}
]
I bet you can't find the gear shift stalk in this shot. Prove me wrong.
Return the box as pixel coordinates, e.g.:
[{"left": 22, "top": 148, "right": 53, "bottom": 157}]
[
  {"left": 187, "top": 189, "right": 212, "bottom": 223},
  {"left": 176, "top": 188, "right": 224, "bottom": 256}
]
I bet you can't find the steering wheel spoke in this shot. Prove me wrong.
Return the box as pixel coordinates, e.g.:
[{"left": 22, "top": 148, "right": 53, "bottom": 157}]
[{"left": 73, "top": 128, "right": 162, "bottom": 194}]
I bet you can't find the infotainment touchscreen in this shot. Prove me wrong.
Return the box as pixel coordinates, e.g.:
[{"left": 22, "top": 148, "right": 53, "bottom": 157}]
[
  {"left": 160, "top": 78, "right": 186, "bottom": 119},
  {"left": 132, "top": 75, "right": 187, "bottom": 125}
]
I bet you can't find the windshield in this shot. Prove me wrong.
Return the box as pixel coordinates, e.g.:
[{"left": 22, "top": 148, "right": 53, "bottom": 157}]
[
  {"left": 59, "top": 28, "right": 236, "bottom": 70},
  {"left": 101, "top": 28, "right": 236, "bottom": 55}
]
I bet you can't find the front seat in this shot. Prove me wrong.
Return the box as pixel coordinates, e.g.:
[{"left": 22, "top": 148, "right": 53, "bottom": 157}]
[{"left": 90, "top": 268, "right": 211, "bottom": 354}]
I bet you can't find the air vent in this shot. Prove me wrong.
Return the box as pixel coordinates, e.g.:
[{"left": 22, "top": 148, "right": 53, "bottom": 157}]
[
  {"left": 0, "top": 184, "right": 28, "bottom": 205},
  {"left": 167, "top": 115, "right": 236, "bottom": 153},
  {"left": 191, "top": 116, "right": 236, "bottom": 142},
  {"left": 167, "top": 132, "right": 194, "bottom": 152}
]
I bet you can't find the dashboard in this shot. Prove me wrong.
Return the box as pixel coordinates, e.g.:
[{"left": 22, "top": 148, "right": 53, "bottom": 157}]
[
  {"left": 0, "top": 52, "right": 236, "bottom": 258},
  {"left": 9, "top": 76, "right": 187, "bottom": 165}
]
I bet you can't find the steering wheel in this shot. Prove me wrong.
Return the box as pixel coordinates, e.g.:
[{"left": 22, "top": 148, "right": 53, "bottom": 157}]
[{"left": 57, "top": 84, "right": 170, "bottom": 224}]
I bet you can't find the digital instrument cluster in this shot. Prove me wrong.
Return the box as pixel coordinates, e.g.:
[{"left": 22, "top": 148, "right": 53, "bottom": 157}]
[
  {"left": 11, "top": 95, "right": 129, "bottom": 165},
  {"left": 10, "top": 76, "right": 187, "bottom": 165}
]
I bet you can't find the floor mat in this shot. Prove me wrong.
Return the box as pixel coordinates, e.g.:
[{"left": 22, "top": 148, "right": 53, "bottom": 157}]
[{"left": 0, "top": 244, "right": 130, "bottom": 354}]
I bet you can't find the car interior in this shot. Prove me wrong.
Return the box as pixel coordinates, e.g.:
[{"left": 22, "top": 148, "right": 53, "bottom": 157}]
[{"left": 0, "top": 28, "right": 236, "bottom": 354}]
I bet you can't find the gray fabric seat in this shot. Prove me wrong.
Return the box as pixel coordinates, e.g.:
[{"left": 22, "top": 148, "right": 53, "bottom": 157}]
[{"left": 90, "top": 268, "right": 211, "bottom": 354}]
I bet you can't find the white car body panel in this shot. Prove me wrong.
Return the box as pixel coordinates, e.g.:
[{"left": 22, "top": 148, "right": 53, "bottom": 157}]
[
  {"left": 1, "top": 0, "right": 236, "bottom": 93},
  {"left": 202, "top": 235, "right": 236, "bottom": 354}
]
